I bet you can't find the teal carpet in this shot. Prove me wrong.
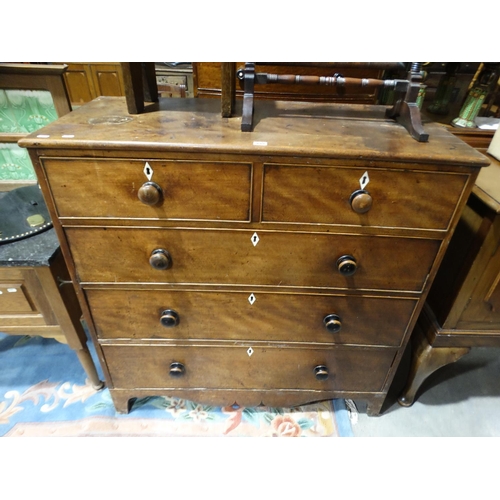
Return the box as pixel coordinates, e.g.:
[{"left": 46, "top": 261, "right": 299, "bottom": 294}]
[{"left": 0, "top": 332, "right": 353, "bottom": 437}]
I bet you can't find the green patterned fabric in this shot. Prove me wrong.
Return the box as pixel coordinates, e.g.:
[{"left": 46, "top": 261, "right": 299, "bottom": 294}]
[
  {"left": 0, "top": 143, "right": 36, "bottom": 181},
  {"left": 0, "top": 88, "right": 58, "bottom": 182},
  {"left": 0, "top": 89, "right": 57, "bottom": 133}
]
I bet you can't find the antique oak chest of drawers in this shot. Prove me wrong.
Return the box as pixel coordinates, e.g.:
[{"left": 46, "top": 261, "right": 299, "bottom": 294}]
[{"left": 19, "top": 96, "right": 488, "bottom": 415}]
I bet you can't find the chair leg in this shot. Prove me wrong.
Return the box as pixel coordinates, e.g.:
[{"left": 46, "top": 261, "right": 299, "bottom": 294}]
[
  {"left": 221, "top": 62, "right": 236, "bottom": 117},
  {"left": 121, "top": 62, "right": 158, "bottom": 114},
  {"left": 121, "top": 62, "right": 145, "bottom": 114},
  {"left": 142, "top": 62, "right": 158, "bottom": 103}
]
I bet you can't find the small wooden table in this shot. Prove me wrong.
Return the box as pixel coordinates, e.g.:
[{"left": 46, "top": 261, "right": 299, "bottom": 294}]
[
  {"left": 399, "top": 153, "right": 500, "bottom": 406},
  {"left": 0, "top": 223, "right": 103, "bottom": 390}
]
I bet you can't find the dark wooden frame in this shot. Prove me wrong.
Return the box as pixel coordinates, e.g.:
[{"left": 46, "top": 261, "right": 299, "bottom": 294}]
[{"left": 120, "top": 62, "right": 159, "bottom": 114}]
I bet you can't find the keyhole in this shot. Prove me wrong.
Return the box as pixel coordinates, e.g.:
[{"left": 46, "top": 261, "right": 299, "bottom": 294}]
[
  {"left": 359, "top": 171, "right": 369, "bottom": 189},
  {"left": 143, "top": 162, "right": 154, "bottom": 180}
]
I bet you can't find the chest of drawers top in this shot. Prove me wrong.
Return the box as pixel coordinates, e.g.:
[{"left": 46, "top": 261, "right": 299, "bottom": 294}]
[{"left": 20, "top": 96, "right": 487, "bottom": 167}]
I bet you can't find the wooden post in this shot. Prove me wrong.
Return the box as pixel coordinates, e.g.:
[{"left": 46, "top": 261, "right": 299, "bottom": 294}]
[{"left": 221, "top": 62, "right": 236, "bottom": 117}]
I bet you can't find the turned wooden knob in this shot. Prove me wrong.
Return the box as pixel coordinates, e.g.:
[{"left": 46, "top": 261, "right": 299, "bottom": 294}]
[
  {"left": 138, "top": 181, "right": 162, "bottom": 206},
  {"left": 336, "top": 255, "right": 357, "bottom": 276},
  {"left": 160, "top": 309, "right": 180, "bottom": 328},
  {"left": 149, "top": 249, "right": 172, "bottom": 270},
  {"left": 169, "top": 362, "right": 185, "bottom": 377},
  {"left": 350, "top": 189, "right": 373, "bottom": 214},
  {"left": 323, "top": 314, "right": 342, "bottom": 333},
  {"left": 314, "top": 365, "right": 329, "bottom": 381}
]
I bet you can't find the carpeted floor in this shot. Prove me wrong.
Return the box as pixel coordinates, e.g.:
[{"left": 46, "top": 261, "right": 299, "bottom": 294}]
[{"left": 0, "top": 332, "right": 352, "bottom": 437}]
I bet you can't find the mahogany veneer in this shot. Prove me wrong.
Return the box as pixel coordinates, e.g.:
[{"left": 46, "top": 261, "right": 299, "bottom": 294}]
[{"left": 19, "top": 96, "right": 488, "bottom": 415}]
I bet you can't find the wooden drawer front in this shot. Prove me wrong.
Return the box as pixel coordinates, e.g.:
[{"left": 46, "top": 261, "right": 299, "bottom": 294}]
[
  {"left": 0, "top": 283, "right": 33, "bottom": 314},
  {"left": 67, "top": 227, "right": 440, "bottom": 292},
  {"left": 102, "top": 344, "right": 396, "bottom": 392},
  {"left": 87, "top": 289, "right": 417, "bottom": 346},
  {"left": 0, "top": 281, "right": 46, "bottom": 327},
  {"left": 262, "top": 164, "right": 468, "bottom": 230},
  {"left": 42, "top": 158, "right": 252, "bottom": 221}
]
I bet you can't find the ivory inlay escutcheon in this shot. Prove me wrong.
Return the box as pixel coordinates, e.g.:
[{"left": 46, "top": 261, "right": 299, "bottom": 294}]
[
  {"left": 360, "top": 171, "right": 370, "bottom": 190},
  {"left": 143, "top": 162, "right": 153, "bottom": 180}
]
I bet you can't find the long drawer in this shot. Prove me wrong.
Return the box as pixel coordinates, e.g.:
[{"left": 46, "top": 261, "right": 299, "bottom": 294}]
[
  {"left": 262, "top": 164, "right": 468, "bottom": 230},
  {"left": 87, "top": 289, "right": 417, "bottom": 346},
  {"left": 102, "top": 344, "right": 397, "bottom": 393},
  {"left": 67, "top": 227, "right": 440, "bottom": 292},
  {"left": 42, "top": 158, "right": 252, "bottom": 221}
]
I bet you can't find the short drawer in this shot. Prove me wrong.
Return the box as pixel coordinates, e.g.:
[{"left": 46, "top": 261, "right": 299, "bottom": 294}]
[
  {"left": 0, "top": 276, "right": 46, "bottom": 328},
  {"left": 0, "top": 282, "right": 33, "bottom": 314},
  {"left": 67, "top": 227, "right": 441, "bottom": 292},
  {"left": 42, "top": 158, "right": 252, "bottom": 221},
  {"left": 87, "top": 289, "right": 417, "bottom": 347},
  {"left": 262, "top": 164, "right": 469, "bottom": 230},
  {"left": 102, "top": 344, "right": 396, "bottom": 393}
]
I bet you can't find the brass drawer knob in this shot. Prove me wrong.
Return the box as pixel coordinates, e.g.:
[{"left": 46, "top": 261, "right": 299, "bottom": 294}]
[
  {"left": 160, "top": 309, "right": 180, "bottom": 328},
  {"left": 323, "top": 313, "right": 342, "bottom": 333},
  {"left": 314, "top": 365, "right": 329, "bottom": 381},
  {"left": 336, "top": 255, "right": 357, "bottom": 276},
  {"left": 349, "top": 189, "right": 373, "bottom": 214},
  {"left": 149, "top": 249, "right": 172, "bottom": 270},
  {"left": 169, "top": 362, "right": 185, "bottom": 377},
  {"left": 138, "top": 181, "right": 163, "bottom": 206}
]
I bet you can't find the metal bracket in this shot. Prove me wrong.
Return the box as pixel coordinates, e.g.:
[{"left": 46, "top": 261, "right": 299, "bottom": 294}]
[{"left": 57, "top": 277, "right": 73, "bottom": 288}]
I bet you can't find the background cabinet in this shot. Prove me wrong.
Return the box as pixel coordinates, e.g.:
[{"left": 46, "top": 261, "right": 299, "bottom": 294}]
[
  {"left": 399, "top": 153, "right": 500, "bottom": 406},
  {"left": 61, "top": 63, "right": 125, "bottom": 107},
  {"left": 62, "top": 63, "right": 194, "bottom": 105}
]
